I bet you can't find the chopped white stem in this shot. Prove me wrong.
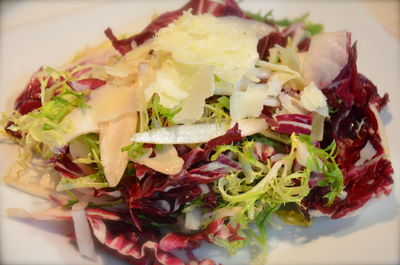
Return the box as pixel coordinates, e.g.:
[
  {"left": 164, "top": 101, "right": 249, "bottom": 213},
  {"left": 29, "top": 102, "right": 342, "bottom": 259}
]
[
  {"left": 131, "top": 118, "right": 267, "bottom": 144},
  {"left": 72, "top": 202, "right": 96, "bottom": 260}
]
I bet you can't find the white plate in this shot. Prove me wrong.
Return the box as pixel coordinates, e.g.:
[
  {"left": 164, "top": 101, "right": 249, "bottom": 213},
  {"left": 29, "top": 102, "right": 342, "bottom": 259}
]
[{"left": 1, "top": 1, "right": 399, "bottom": 265}]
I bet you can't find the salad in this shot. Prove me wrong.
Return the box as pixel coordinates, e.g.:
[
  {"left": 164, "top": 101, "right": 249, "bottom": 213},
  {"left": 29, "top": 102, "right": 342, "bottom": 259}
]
[{"left": 1, "top": 0, "right": 394, "bottom": 264}]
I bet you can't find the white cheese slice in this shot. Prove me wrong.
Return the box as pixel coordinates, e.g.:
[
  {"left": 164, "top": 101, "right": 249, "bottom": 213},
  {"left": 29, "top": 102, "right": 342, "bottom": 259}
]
[
  {"left": 104, "top": 41, "right": 154, "bottom": 78},
  {"left": 230, "top": 83, "right": 268, "bottom": 120},
  {"left": 263, "top": 97, "right": 280, "bottom": 107},
  {"left": 131, "top": 144, "right": 184, "bottom": 175},
  {"left": 302, "top": 30, "right": 349, "bottom": 88},
  {"left": 265, "top": 78, "right": 282, "bottom": 97},
  {"left": 100, "top": 112, "right": 137, "bottom": 187},
  {"left": 274, "top": 45, "right": 302, "bottom": 72},
  {"left": 89, "top": 83, "right": 139, "bottom": 122},
  {"left": 214, "top": 79, "right": 234, "bottom": 95},
  {"left": 300, "top": 82, "right": 329, "bottom": 117},
  {"left": 173, "top": 65, "right": 215, "bottom": 123},
  {"left": 57, "top": 83, "right": 140, "bottom": 147},
  {"left": 256, "top": 60, "right": 301, "bottom": 85},
  {"left": 144, "top": 60, "right": 189, "bottom": 108},
  {"left": 234, "top": 118, "right": 268, "bottom": 137},
  {"left": 155, "top": 12, "right": 273, "bottom": 84},
  {"left": 60, "top": 107, "right": 99, "bottom": 146},
  {"left": 69, "top": 138, "right": 97, "bottom": 176},
  {"left": 278, "top": 92, "right": 308, "bottom": 115},
  {"left": 144, "top": 60, "right": 215, "bottom": 124}
]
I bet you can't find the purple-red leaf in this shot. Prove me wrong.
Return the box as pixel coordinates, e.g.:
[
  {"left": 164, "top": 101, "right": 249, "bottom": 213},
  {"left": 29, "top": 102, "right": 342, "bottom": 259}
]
[
  {"left": 203, "top": 123, "right": 242, "bottom": 157},
  {"left": 302, "top": 37, "right": 393, "bottom": 218},
  {"left": 68, "top": 78, "right": 106, "bottom": 92}
]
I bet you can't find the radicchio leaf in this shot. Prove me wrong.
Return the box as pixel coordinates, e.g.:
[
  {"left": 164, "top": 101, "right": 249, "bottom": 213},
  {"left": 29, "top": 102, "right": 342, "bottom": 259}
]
[
  {"left": 159, "top": 218, "right": 243, "bottom": 254},
  {"left": 88, "top": 217, "right": 184, "bottom": 265},
  {"left": 257, "top": 24, "right": 311, "bottom": 61},
  {"left": 271, "top": 114, "right": 312, "bottom": 135},
  {"left": 119, "top": 154, "right": 239, "bottom": 230},
  {"left": 302, "top": 36, "right": 393, "bottom": 219},
  {"left": 68, "top": 78, "right": 106, "bottom": 92},
  {"left": 14, "top": 69, "right": 44, "bottom": 115},
  {"left": 257, "top": 32, "right": 287, "bottom": 60},
  {"left": 87, "top": 214, "right": 238, "bottom": 265},
  {"left": 203, "top": 123, "right": 242, "bottom": 157},
  {"left": 53, "top": 148, "right": 85, "bottom": 179},
  {"left": 181, "top": 147, "right": 207, "bottom": 169}
]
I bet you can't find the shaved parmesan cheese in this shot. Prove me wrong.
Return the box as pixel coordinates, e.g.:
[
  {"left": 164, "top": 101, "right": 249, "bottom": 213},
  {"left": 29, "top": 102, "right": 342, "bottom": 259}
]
[
  {"left": 60, "top": 107, "right": 99, "bottom": 146},
  {"left": 279, "top": 93, "right": 308, "bottom": 115},
  {"left": 214, "top": 79, "right": 234, "bottom": 95},
  {"left": 230, "top": 84, "right": 268, "bottom": 120},
  {"left": 234, "top": 118, "right": 268, "bottom": 136},
  {"left": 145, "top": 60, "right": 214, "bottom": 123},
  {"left": 272, "top": 72, "right": 301, "bottom": 86},
  {"left": 155, "top": 12, "right": 272, "bottom": 84},
  {"left": 265, "top": 78, "right": 282, "bottom": 97},
  {"left": 69, "top": 138, "right": 97, "bottom": 175},
  {"left": 264, "top": 97, "right": 280, "bottom": 107},
  {"left": 105, "top": 41, "right": 154, "bottom": 78},
  {"left": 144, "top": 59, "right": 188, "bottom": 108},
  {"left": 273, "top": 45, "right": 301, "bottom": 72},
  {"left": 89, "top": 83, "right": 139, "bottom": 122},
  {"left": 131, "top": 145, "right": 184, "bottom": 175},
  {"left": 173, "top": 65, "right": 215, "bottom": 123},
  {"left": 100, "top": 112, "right": 137, "bottom": 187},
  {"left": 60, "top": 82, "right": 141, "bottom": 148},
  {"left": 300, "top": 82, "right": 329, "bottom": 117},
  {"left": 256, "top": 60, "right": 301, "bottom": 85},
  {"left": 257, "top": 60, "right": 300, "bottom": 76},
  {"left": 215, "top": 76, "right": 254, "bottom": 96},
  {"left": 69, "top": 139, "right": 91, "bottom": 160},
  {"left": 302, "top": 30, "right": 349, "bottom": 88},
  {"left": 310, "top": 112, "right": 325, "bottom": 142}
]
